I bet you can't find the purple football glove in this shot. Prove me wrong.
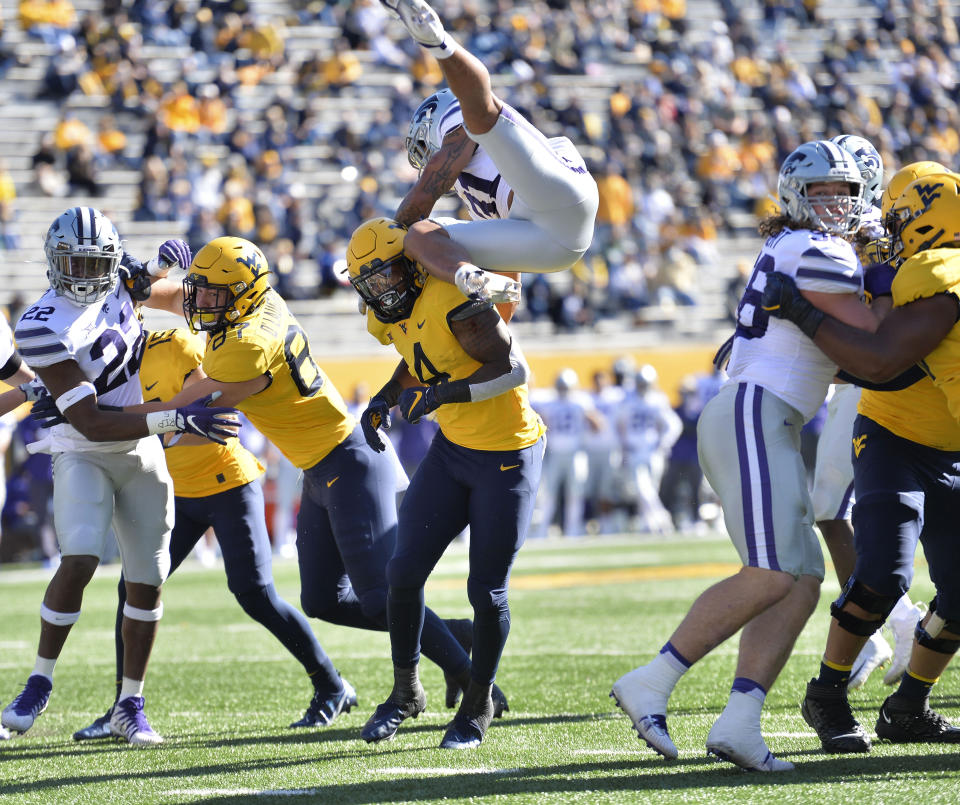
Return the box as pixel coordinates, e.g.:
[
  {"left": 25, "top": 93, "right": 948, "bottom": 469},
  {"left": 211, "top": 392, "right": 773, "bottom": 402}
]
[
  {"left": 30, "top": 393, "right": 66, "bottom": 428},
  {"left": 175, "top": 393, "right": 240, "bottom": 445},
  {"left": 157, "top": 239, "right": 192, "bottom": 271}
]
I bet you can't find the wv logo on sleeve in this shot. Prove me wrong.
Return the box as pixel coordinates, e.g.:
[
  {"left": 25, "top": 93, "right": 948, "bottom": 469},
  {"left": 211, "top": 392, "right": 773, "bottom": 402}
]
[{"left": 852, "top": 434, "right": 868, "bottom": 458}]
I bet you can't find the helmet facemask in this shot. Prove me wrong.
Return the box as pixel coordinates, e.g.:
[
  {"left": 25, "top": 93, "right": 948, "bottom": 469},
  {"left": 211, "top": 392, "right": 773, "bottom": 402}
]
[
  {"left": 44, "top": 207, "right": 122, "bottom": 306},
  {"left": 183, "top": 273, "right": 245, "bottom": 332},
  {"left": 778, "top": 141, "right": 865, "bottom": 237},
  {"left": 349, "top": 254, "right": 423, "bottom": 323}
]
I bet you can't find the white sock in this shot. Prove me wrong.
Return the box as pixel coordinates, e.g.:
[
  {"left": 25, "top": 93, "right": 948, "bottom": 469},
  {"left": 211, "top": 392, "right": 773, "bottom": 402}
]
[
  {"left": 118, "top": 677, "right": 145, "bottom": 702},
  {"left": 428, "top": 35, "right": 458, "bottom": 59},
  {"left": 32, "top": 657, "right": 56, "bottom": 682},
  {"left": 889, "top": 594, "right": 916, "bottom": 622},
  {"left": 642, "top": 651, "right": 688, "bottom": 695},
  {"left": 722, "top": 689, "right": 764, "bottom": 722}
]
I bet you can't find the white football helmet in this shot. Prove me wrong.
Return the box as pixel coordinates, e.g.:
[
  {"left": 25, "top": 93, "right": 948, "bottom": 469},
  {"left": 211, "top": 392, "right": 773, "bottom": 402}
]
[
  {"left": 830, "top": 134, "right": 884, "bottom": 207},
  {"left": 777, "top": 140, "right": 865, "bottom": 236},
  {"left": 44, "top": 207, "right": 122, "bottom": 305},
  {"left": 404, "top": 88, "right": 463, "bottom": 173}
]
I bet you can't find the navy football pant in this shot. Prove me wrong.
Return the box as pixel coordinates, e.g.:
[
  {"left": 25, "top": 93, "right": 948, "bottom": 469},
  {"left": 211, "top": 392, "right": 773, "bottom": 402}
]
[
  {"left": 387, "top": 432, "right": 544, "bottom": 684},
  {"left": 852, "top": 415, "right": 960, "bottom": 621},
  {"left": 296, "top": 426, "right": 469, "bottom": 676}
]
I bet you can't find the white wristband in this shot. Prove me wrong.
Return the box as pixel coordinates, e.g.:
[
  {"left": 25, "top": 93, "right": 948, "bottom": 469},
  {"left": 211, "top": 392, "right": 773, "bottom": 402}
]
[
  {"left": 145, "top": 409, "right": 179, "bottom": 435},
  {"left": 55, "top": 381, "right": 96, "bottom": 413},
  {"left": 145, "top": 257, "right": 171, "bottom": 278}
]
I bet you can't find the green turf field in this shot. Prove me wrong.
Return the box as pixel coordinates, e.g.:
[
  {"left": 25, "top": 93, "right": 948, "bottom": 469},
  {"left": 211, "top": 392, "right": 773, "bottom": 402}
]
[{"left": 0, "top": 534, "right": 956, "bottom": 804}]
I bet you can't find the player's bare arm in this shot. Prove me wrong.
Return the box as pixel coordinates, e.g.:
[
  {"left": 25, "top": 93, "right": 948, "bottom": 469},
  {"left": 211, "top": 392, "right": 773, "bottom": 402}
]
[
  {"left": 396, "top": 128, "right": 477, "bottom": 227},
  {"left": 765, "top": 273, "right": 958, "bottom": 382}
]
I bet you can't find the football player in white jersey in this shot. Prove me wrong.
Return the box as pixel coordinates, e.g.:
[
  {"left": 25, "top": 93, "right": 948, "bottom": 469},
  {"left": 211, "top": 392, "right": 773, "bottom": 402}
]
[
  {"left": 610, "top": 141, "right": 881, "bottom": 771},
  {"left": 1, "top": 207, "right": 237, "bottom": 746},
  {"left": 810, "top": 135, "right": 895, "bottom": 688},
  {"left": 376, "top": 0, "right": 598, "bottom": 305},
  {"left": 615, "top": 365, "right": 682, "bottom": 535},
  {"left": 531, "top": 369, "right": 593, "bottom": 539}
]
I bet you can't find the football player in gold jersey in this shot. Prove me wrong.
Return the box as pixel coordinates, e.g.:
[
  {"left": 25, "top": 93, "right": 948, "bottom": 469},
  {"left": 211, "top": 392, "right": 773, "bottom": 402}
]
[
  {"left": 136, "top": 236, "right": 487, "bottom": 725},
  {"left": 346, "top": 217, "right": 545, "bottom": 749},
  {"left": 763, "top": 173, "right": 960, "bottom": 748},
  {"left": 71, "top": 326, "right": 355, "bottom": 738}
]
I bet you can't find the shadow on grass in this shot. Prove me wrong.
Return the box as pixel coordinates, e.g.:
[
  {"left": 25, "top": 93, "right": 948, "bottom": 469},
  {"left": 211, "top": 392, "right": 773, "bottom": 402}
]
[{"left": 3, "top": 729, "right": 958, "bottom": 802}]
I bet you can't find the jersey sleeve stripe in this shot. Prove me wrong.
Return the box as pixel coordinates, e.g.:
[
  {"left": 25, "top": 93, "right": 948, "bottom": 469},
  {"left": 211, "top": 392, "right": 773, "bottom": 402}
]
[
  {"left": 19, "top": 342, "right": 68, "bottom": 358},
  {"left": 14, "top": 326, "right": 56, "bottom": 339},
  {"left": 796, "top": 267, "right": 860, "bottom": 287}
]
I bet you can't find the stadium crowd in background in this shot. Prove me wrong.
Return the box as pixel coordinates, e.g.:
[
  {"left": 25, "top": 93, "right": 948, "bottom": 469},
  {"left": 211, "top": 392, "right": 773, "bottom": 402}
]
[{"left": 0, "top": 0, "right": 955, "bottom": 330}]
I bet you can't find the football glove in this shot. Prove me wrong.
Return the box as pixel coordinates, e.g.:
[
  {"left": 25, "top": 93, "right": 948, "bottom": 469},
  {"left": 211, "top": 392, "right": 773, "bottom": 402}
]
[
  {"left": 453, "top": 265, "right": 521, "bottom": 304},
  {"left": 173, "top": 393, "right": 240, "bottom": 445},
  {"left": 158, "top": 239, "right": 192, "bottom": 271},
  {"left": 360, "top": 395, "right": 392, "bottom": 452},
  {"left": 119, "top": 254, "right": 153, "bottom": 302},
  {"left": 18, "top": 378, "right": 47, "bottom": 403},
  {"left": 398, "top": 385, "right": 441, "bottom": 425},
  {"left": 863, "top": 263, "right": 897, "bottom": 300},
  {"left": 30, "top": 393, "right": 65, "bottom": 428},
  {"left": 760, "top": 272, "right": 825, "bottom": 339}
]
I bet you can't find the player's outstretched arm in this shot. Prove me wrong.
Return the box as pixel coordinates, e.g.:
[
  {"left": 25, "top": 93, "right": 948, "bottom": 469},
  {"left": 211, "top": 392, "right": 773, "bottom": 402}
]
[
  {"left": 396, "top": 128, "right": 477, "bottom": 227},
  {"left": 32, "top": 361, "right": 241, "bottom": 443}
]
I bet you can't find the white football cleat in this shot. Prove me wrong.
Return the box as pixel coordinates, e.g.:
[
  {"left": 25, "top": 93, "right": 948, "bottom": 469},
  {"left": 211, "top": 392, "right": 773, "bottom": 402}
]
[
  {"left": 454, "top": 265, "right": 522, "bottom": 304},
  {"left": 110, "top": 696, "right": 163, "bottom": 746},
  {"left": 379, "top": 0, "right": 449, "bottom": 50},
  {"left": 1, "top": 675, "right": 52, "bottom": 734},
  {"left": 706, "top": 714, "right": 794, "bottom": 772},
  {"left": 883, "top": 601, "right": 927, "bottom": 686},
  {"left": 847, "top": 631, "right": 893, "bottom": 690},
  {"left": 610, "top": 667, "right": 678, "bottom": 760}
]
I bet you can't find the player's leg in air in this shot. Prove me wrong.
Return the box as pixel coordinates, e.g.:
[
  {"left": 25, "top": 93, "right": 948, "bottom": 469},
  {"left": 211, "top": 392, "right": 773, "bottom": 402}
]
[{"left": 379, "top": 0, "right": 598, "bottom": 295}]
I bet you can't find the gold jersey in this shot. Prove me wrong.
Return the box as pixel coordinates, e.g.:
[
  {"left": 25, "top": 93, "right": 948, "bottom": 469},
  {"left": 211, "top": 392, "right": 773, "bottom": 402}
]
[
  {"left": 368, "top": 278, "right": 545, "bottom": 451},
  {"left": 140, "top": 328, "right": 264, "bottom": 498},
  {"left": 201, "top": 288, "right": 355, "bottom": 470},
  {"left": 858, "top": 377, "right": 960, "bottom": 451},
  {"left": 891, "top": 248, "right": 960, "bottom": 427}
]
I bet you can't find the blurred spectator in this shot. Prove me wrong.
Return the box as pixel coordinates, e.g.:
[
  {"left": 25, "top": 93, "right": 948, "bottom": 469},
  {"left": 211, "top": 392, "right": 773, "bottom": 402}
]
[
  {"left": 0, "top": 160, "right": 20, "bottom": 249},
  {"left": 19, "top": 0, "right": 76, "bottom": 46},
  {"left": 65, "top": 143, "right": 101, "bottom": 197},
  {"left": 31, "top": 133, "right": 66, "bottom": 197}
]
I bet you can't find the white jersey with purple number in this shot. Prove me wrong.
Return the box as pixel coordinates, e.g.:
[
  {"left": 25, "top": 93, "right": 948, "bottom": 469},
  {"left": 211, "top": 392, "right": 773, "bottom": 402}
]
[
  {"left": 727, "top": 227, "right": 862, "bottom": 421},
  {"left": 14, "top": 281, "right": 145, "bottom": 453},
  {"left": 437, "top": 102, "right": 589, "bottom": 223}
]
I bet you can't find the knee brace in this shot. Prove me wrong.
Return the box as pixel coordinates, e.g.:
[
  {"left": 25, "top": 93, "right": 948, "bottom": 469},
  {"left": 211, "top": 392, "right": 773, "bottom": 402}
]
[
  {"left": 40, "top": 603, "right": 80, "bottom": 626},
  {"left": 122, "top": 602, "right": 164, "bottom": 622},
  {"left": 830, "top": 576, "right": 899, "bottom": 637},
  {"left": 915, "top": 598, "right": 960, "bottom": 655}
]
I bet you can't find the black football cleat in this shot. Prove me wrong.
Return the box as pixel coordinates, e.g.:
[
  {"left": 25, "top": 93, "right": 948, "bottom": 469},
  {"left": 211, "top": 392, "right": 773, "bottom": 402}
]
[
  {"left": 73, "top": 707, "right": 115, "bottom": 741},
  {"left": 876, "top": 695, "right": 960, "bottom": 743},
  {"left": 290, "top": 678, "right": 357, "bottom": 728},
  {"left": 801, "top": 679, "right": 871, "bottom": 753}
]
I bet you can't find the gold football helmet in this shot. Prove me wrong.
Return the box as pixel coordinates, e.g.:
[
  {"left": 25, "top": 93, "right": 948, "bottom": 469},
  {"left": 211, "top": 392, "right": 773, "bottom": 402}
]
[
  {"left": 346, "top": 218, "right": 424, "bottom": 323},
  {"left": 887, "top": 173, "right": 960, "bottom": 267},
  {"left": 182, "top": 236, "right": 270, "bottom": 332},
  {"left": 863, "top": 161, "right": 949, "bottom": 265}
]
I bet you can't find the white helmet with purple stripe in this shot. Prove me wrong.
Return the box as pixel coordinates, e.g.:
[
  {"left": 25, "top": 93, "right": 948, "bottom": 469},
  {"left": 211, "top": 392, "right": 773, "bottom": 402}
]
[
  {"left": 405, "top": 88, "right": 463, "bottom": 173},
  {"left": 830, "top": 134, "right": 884, "bottom": 207},
  {"left": 44, "top": 206, "right": 122, "bottom": 306},
  {"left": 777, "top": 140, "right": 865, "bottom": 235}
]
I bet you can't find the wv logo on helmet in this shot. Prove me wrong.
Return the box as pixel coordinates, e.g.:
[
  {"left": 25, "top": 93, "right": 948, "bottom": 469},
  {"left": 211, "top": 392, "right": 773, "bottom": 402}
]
[{"left": 914, "top": 183, "right": 945, "bottom": 208}]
